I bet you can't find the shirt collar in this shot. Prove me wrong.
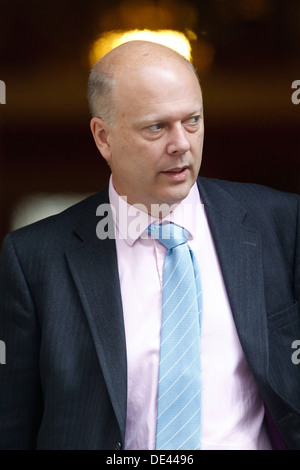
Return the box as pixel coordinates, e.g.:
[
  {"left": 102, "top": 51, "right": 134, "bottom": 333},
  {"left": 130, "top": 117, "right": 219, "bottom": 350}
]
[{"left": 108, "top": 175, "right": 203, "bottom": 246}]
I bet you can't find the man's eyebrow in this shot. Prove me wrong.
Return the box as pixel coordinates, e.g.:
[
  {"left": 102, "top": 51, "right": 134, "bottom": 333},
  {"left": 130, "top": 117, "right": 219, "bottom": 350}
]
[{"left": 136, "top": 109, "right": 204, "bottom": 127}]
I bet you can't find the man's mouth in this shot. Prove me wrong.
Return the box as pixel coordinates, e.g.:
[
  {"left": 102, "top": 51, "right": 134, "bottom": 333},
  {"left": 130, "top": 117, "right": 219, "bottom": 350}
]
[
  {"left": 160, "top": 166, "right": 189, "bottom": 180},
  {"left": 162, "top": 165, "right": 189, "bottom": 174}
]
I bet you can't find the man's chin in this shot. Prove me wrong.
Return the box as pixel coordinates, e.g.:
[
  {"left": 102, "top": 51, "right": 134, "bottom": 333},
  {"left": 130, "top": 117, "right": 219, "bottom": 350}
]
[
  {"left": 164, "top": 181, "right": 193, "bottom": 202},
  {"left": 149, "top": 188, "right": 192, "bottom": 217}
]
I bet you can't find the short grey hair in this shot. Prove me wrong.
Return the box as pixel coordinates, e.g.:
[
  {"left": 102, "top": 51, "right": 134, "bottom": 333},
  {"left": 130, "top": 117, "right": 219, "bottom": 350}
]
[{"left": 87, "top": 62, "right": 116, "bottom": 124}]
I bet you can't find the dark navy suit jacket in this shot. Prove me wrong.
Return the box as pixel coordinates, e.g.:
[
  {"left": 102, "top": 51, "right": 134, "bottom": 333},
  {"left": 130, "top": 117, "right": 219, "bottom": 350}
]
[{"left": 0, "top": 177, "right": 299, "bottom": 449}]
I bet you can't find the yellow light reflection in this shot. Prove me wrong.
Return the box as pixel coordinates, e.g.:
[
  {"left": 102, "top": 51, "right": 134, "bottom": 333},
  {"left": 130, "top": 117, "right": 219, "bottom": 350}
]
[{"left": 89, "top": 29, "right": 194, "bottom": 66}]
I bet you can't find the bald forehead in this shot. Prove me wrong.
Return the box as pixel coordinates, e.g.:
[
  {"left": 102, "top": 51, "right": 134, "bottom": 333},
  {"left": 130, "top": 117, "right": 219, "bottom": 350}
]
[
  {"left": 97, "top": 40, "right": 194, "bottom": 78},
  {"left": 88, "top": 41, "right": 200, "bottom": 122}
]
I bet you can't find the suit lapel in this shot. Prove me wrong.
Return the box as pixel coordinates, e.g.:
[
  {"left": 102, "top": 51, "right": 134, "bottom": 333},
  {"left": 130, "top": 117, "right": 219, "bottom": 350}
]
[
  {"left": 197, "top": 178, "right": 268, "bottom": 382},
  {"left": 65, "top": 190, "right": 127, "bottom": 441}
]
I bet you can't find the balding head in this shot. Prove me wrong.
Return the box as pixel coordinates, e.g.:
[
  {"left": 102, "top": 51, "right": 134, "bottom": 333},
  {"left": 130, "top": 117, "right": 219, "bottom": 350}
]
[
  {"left": 87, "top": 40, "right": 199, "bottom": 124},
  {"left": 89, "top": 39, "right": 204, "bottom": 212}
]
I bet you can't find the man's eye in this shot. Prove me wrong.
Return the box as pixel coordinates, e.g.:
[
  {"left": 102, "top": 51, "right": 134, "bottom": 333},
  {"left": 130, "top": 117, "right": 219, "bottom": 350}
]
[
  {"left": 148, "top": 123, "right": 164, "bottom": 131},
  {"left": 185, "top": 116, "right": 200, "bottom": 125}
]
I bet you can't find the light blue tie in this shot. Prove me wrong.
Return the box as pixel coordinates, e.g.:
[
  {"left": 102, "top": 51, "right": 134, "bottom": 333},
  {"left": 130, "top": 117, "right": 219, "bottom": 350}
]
[{"left": 148, "top": 222, "right": 202, "bottom": 450}]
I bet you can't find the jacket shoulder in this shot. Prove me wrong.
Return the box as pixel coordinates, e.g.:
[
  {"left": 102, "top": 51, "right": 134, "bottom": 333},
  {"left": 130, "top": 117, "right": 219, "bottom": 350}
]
[{"left": 198, "top": 177, "right": 300, "bottom": 213}]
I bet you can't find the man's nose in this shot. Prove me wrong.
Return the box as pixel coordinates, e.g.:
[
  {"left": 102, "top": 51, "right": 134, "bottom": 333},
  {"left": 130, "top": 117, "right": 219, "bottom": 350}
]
[{"left": 166, "top": 124, "right": 191, "bottom": 155}]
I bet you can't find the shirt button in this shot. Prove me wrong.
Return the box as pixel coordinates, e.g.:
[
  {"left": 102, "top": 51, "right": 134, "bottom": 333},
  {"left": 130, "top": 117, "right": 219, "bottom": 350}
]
[{"left": 114, "top": 441, "right": 122, "bottom": 450}]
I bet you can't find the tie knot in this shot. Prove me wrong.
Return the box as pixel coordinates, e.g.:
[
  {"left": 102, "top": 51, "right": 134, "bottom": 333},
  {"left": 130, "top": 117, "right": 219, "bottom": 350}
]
[{"left": 148, "top": 223, "right": 189, "bottom": 250}]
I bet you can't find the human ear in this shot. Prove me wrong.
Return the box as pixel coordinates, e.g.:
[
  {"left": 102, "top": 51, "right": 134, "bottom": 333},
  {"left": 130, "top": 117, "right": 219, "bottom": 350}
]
[{"left": 90, "top": 117, "right": 112, "bottom": 162}]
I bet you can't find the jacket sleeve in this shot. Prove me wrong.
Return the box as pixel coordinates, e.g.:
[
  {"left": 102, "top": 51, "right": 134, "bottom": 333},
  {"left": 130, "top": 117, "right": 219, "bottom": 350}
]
[{"left": 0, "top": 234, "right": 42, "bottom": 449}]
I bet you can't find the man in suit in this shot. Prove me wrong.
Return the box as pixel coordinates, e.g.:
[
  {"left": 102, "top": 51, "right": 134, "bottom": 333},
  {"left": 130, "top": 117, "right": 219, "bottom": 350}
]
[{"left": 0, "top": 40, "right": 299, "bottom": 450}]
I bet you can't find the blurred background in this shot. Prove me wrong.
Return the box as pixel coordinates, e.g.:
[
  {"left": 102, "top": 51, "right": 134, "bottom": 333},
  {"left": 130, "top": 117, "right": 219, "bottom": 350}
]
[{"left": 0, "top": 0, "right": 299, "bottom": 244}]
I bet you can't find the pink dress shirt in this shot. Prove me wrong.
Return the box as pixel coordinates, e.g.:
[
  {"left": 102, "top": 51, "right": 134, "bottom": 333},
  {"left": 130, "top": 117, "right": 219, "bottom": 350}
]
[{"left": 109, "top": 176, "right": 272, "bottom": 450}]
